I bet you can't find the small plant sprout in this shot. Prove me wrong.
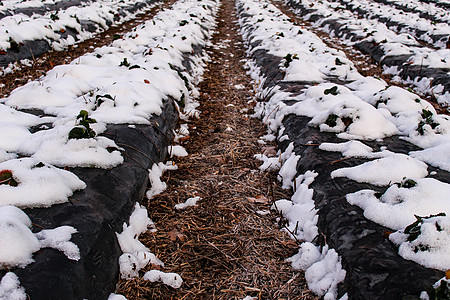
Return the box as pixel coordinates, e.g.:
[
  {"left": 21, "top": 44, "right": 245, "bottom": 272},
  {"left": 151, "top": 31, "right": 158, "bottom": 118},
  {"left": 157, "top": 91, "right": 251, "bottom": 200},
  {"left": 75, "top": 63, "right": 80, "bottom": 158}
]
[
  {"left": 283, "top": 53, "right": 298, "bottom": 68},
  {"left": 335, "top": 57, "right": 345, "bottom": 65},
  {"left": 0, "top": 169, "right": 18, "bottom": 186},
  {"left": 50, "top": 12, "right": 59, "bottom": 21},
  {"left": 95, "top": 94, "right": 115, "bottom": 108},
  {"left": 404, "top": 213, "right": 446, "bottom": 243},
  {"left": 417, "top": 109, "right": 439, "bottom": 135},
  {"left": 427, "top": 278, "right": 450, "bottom": 300},
  {"left": 396, "top": 178, "right": 417, "bottom": 189},
  {"left": 324, "top": 86, "right": 339, "bottom": 95},
  {"left": 325, "top": 114, "right": 338, "bottom": 127},
  {"left": 68, "top": 110, "right": 97, "bottom": 140},
  {"left": 119, "top": 58, "right": 130, "bottom": 67}
]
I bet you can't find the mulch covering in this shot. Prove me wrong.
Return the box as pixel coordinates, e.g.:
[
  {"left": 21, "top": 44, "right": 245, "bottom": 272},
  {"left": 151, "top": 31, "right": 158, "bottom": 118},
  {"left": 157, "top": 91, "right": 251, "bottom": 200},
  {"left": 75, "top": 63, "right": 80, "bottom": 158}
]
[
  {"left": 0, "top": 0, "right": 162, "bottom": 67},
  {"left": 117, "top": 0, "right": 317, "bottom": 298},
  {"left": 242, "top": 1, "right": 447, "bottom": 298},
  {"left": 285, "top": 0, "right": 450, "bottom": 109},
  {"left": 0, "top": 98, "right": 178, "bottom": 300},
  {"left": 0, "top": 0, "right": 176, "bottom": 99}
]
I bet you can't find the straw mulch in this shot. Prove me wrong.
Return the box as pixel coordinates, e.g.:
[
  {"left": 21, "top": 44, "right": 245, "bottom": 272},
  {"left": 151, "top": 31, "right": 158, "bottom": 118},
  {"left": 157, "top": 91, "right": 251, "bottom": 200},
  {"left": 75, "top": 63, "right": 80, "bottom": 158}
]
[{"left": 117, "top": 0, "right": 318, "bottom": 299}]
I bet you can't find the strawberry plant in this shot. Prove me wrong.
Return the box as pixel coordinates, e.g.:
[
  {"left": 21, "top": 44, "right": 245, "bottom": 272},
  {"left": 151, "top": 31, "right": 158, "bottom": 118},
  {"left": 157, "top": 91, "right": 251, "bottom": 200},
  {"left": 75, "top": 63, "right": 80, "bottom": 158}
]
[
  {"left": 417, "top": 109, "right": 439, "bottom": 135},
  {"left": 0, "top": 170, "right": 18, "bottom": 186},
  {"left": 324, "top": 86, "right": 339, "bottom": 95},
  {"left": 404, "top": 213, "right": 446, "bottom": 243},
  {"left": 283, "top": 53, "right": 298, "bottom": 68},
  {"left": 68, "top": 110, "right": 97, "bottom": 139}
]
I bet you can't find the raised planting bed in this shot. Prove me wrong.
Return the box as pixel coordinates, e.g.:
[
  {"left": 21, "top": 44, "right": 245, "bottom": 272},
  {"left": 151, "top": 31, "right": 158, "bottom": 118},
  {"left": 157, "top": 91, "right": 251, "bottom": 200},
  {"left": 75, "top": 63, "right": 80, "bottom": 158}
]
[{"left": 237, "top": 0, "right": 449, "bottom": 298}]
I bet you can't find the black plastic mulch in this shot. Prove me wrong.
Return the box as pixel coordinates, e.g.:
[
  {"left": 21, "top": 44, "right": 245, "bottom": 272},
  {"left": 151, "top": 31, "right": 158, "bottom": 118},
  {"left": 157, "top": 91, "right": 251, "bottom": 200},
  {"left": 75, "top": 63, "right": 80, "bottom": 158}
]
[
  {"left": 286, "top": 0, "right": 450, "bottom": 99},
  {"left": 248, "top": 31, "right": 447, "bottom": 300},
  {"left": 0, "top": 0, "right": 161, "bottom": 67},
  {"left": 0, "top": 98, "right": 178, "bottom": 300}
]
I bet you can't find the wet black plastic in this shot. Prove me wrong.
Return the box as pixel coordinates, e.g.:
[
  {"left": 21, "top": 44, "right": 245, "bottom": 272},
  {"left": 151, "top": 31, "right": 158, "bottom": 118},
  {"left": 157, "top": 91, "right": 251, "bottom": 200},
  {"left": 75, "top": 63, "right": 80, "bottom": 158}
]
[
  {"left": 243, "top": 22, "right": 447, "bottom": 297},
  {"left": 0, "top": 98, "right": 178, "bottom": 300},
  {"left": 0, "top": 0, "right": 161, "bottom": 67}
]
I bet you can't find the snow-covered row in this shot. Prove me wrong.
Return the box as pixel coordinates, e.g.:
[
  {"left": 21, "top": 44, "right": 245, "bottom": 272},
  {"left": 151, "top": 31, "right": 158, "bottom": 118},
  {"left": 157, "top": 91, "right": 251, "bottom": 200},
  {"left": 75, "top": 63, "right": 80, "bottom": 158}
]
[
  {"left": 237, "top": 0, "right": 449, "bottom": 297},
  {"left": 371, "top": 0, "right": 450, "bottom": 24},
  {"left": 287, "top": 0, "right": 450, "bottom": 106},
  {"left": 0, "top": 0, "right": 218, "bottom": 296},
  {"left": 0, "top": 0, "right": 87, "bottom": 15},
  {"left": 0, "top": 0, "right": 160, "bottom": 71},
  {"left": 337, "top": 0, "right": 450, "bottom": 48}
]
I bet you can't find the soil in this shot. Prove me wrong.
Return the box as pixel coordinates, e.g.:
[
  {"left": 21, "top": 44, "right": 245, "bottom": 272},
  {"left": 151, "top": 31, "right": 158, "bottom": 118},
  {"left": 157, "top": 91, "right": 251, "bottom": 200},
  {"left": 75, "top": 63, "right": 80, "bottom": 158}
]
[{"left": 116, "top": 0, "right": 317, "bottom": 298}]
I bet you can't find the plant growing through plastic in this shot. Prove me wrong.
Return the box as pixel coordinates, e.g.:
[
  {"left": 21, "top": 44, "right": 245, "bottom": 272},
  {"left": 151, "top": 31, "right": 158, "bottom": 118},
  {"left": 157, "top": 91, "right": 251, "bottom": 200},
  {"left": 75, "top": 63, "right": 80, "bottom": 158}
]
[
  {"left": 68, "top": 110, "right": 97, "bottom": 139},
  {"left": 417, "top": 109, "right": 439, "bottom": 135},
  {"left": 403, "top": 213, "right": 446, "bottom": 253},
  {"left": 0, "top": 169, "right": 17, "bottom": 186}
]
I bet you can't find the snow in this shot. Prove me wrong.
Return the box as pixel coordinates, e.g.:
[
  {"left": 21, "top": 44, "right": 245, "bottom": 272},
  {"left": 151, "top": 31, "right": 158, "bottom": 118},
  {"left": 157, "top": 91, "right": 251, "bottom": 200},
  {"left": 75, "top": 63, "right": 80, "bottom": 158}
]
[
  {"left": 146, "top": 162, "right": 178, "bottom": 200},
  {"left": 169, "top": 145, "right": 188, "bottom": 158},
  {"left": 35, "top": 226, "right": 80, "bottom": 261},
  {"left": 116, "top": 203, "right": 157, "bottom": 255},
  {"left": 272, "top": 171, "right": 319, "bottom": 242},
  {"left": 331, "top": 154, "right": 428, "bottom": 186},
  {"left": 0, "top": 206, "right": 40, "bottom": 267},
  {"left": 288, "top": 243, "right": 346, "bottom": 300},
  {"left": 116, "top": 203, "right": 164, "bottom": 279},
  {"left": 390, "top": 215, "right": 450, "bottom": 271},
  {"left": 174, "top": 196, "right": 201, "bottom": 210},
  {"left": 108, "top": 294, "right": 127, "bottom": 300},
  {"left": 319, "top": 141, "right": 374, "bottom": 158},
  {"left": 410, "top": 143, "right": 450, "bottom": 172},
  {"left": 0, "top": 205, "right": 79, "bottom": 268},
  {"left": 0, "top": 272, "right": 26, "bottom": 300},
  {"left": 0, "top": 158, "right": 86, "bottom": 208},
  {"left": 347, "top": 178, "right": 450, "bottom": 230},
  {"left": 143, "top": 270, "right": 183, "bottom": 288}
]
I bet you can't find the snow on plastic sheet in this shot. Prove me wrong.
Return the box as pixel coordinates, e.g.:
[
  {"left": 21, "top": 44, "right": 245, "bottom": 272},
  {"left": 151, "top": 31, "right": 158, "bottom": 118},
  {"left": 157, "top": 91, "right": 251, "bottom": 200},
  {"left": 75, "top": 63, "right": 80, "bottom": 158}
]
[
  {"left": 309, "top": 95, "right": 398, "bottom": 140},
  {"left": 116, "top": 203, "right": 156, "bottom": 254},
  {"left": 410, "top": 143, "right": 450, "bottom": 172},
  {"left": 319, "top": 141, "right": 374, "bottom": 158},
  {"left": 0, "top": 272, "right": 26, "bottom": 300},
  {"left": 20, "top": 125, "right": 124, "bottom": 169},
  {"left": 35, "top": 226, "right": 80, "bottom": 261},
  {"left": 0, "top": 0, "right": 159, "bottom": 54},
  {"left": 0, "top": 206, "right": 40, "bottom": 268},
  {"left": 288, "top": 243, "right": 346, "bottom": 300},
  {"left": 390, "top": 215, "right": 450, "bottom": 271},
  {"left": 331, "top": 154, "right": 428, "bottom": 186},
  {"left": 116, "top": 203, "right": 164, "bottom": 279},
  {"left": 272, "top": 171, "right": 319, "bottom": 242},
  {"left": 0, "top": 206, "right": 79, "bottom": 268},
  {"left": 347, "top": 178, "right": 450, "bottom": 231},
  {"left": 143, "top": 270, "right": 183, "bottom": 289},
  {"left": 0, "top": 158, "right": 86, "bottom": 208},
  {"left": 169, "top": 145, "right": 188, "bottom": 158}
]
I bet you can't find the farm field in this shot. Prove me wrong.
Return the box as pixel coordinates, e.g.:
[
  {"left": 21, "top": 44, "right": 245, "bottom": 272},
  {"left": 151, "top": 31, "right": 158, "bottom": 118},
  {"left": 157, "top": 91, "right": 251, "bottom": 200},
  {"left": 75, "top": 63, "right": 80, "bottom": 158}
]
[{"left": 0, "top": 0, "right": 449, "bottom": 299}]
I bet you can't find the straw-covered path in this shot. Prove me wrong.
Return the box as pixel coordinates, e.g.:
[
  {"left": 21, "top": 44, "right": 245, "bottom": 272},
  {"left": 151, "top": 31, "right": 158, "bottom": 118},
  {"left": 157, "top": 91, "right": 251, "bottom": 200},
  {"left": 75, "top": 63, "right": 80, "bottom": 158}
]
[{"left": 117, "top": 0, "right": 317, "bottom": 298}]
